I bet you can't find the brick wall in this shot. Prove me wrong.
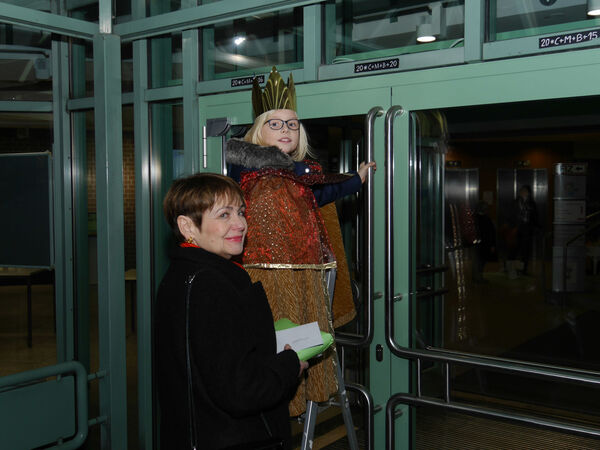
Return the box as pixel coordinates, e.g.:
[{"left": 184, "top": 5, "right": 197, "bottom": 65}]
[{"left": 86, "top": 131, "right": 136, "bottom": 270}]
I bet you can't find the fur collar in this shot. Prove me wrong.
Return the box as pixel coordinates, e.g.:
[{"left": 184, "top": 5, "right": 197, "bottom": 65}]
[{"left": 225, "top": 138, "right": 295, "bottom": 171}]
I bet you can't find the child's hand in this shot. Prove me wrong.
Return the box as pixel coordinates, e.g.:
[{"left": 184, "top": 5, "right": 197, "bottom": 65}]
[{"left": 358, "top": 161, "right": 377, "bottom": 182}]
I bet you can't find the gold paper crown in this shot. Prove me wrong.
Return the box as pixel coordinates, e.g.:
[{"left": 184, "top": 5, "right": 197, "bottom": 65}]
[{"left": 252, "top": 66, "right": 296, "bottom": 117}]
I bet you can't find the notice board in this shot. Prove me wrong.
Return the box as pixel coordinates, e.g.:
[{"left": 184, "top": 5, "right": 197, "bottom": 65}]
[{"left": 0, "top": 152, "right": 53, "bottom": 267}]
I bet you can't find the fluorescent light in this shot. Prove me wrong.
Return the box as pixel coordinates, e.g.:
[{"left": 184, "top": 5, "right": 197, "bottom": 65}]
[{"left": 233, "top": 36, "right": 246, "bottom": 46}]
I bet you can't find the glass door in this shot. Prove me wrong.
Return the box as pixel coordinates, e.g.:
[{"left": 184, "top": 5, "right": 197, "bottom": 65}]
[
  {"left": 0, "top": 109, "right": 91, "bottom": 448},
  {"left": 200, "top": 81, "right": 394, "bottom": 449},
  {"left": 398, "top": 97, "right": 600, "bottom": 449}
]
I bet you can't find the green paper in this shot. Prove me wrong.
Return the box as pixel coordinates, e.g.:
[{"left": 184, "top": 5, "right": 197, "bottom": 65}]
[{"left": 274, "top": 318, "right": 334, "bottom": 361}]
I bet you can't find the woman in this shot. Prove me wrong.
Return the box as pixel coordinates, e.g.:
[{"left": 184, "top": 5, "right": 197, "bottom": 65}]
[
  {"left": 155, "top": 173, "right": 307, "bottom": 449},
  {"left": 226, "top": 67, "right": 375, "bottom": 416}
]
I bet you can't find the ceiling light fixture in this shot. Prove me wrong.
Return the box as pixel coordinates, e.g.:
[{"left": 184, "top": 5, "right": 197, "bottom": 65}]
[
  {"left": 588, "top": 0, "right": 600, "bottom": 16},
  {"left": 416, "top": 2, "right": 445, "bottom": 44},
  {"left": 417, "top": 23, "right": 436, "bottom": 43},
  {"left": 233, "top": 35, "right": 246, "bottom": 46}
]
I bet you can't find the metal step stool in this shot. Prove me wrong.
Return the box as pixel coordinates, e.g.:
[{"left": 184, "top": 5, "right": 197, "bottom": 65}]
[{"left": 299, "top": 269, "right": 359, "bottom": 450}]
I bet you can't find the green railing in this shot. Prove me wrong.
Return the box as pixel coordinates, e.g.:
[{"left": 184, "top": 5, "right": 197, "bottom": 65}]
[{"left": 0, "top": 361, "right": 90, "bottom": 450}]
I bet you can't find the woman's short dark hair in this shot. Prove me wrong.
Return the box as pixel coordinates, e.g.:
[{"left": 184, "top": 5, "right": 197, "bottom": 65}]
[{"left": 163, "top": 173, "right": 244, "bottom": 243}]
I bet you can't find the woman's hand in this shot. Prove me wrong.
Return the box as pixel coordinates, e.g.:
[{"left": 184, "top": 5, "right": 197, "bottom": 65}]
[
  {"left": 298, "top": 360, "right": 309, "bottom": 376},
  {"left": 284, "top": 344, "right": 309, "bottom": 376},
  {"left": 358, "top": 161, "right": 377, "bottom": 183}
]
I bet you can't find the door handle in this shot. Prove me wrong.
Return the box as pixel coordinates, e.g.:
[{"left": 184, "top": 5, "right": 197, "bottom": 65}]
[
  {"left": 336, "top": 106, "right": 383, "bottom": 348},
  {"left": 384, "top": 106, "right": 404, "bottom": 346}
]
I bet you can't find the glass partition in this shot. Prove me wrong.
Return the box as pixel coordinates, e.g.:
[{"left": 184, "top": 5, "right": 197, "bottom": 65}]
[
  {"left": 413, "top": 97, "right": 600, "bottom": 431},
  {"left": 149, "top": 33, "right": 182, "bottom": 88},
  {"left": 150, "top": 102, "right": 183, "bottom": 283},
  {"left": 326, "top": 0, "right": 465, "bottom": 64},
  {"left": 70, "top": 38, "right": 94, "bottom": 99},
  {"left": 0, "top": 113, "right": 54, "bottom": 377},
  {"left": 122, "top": 42, "right": 133, "bottom": 93},
  {"left": 201, "top": 7, "right": 303, "bottom": 80},
  {"left": 148, "top": 0, "right": 183, "bottom": 16},
  {"left": 489, "top": 0, "right": 600, "bottom": 42}
]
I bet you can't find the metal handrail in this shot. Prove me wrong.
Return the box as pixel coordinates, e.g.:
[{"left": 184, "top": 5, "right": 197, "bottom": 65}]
[
  {"left": 586, "top": 210, "right": 600, "bottom": 221},
  {"left": 0, "top": 361, "right": 89, "bottom": 450},
  {"left": 386, "top": 392, "right": 600, "bottom": 448},
  {"left": 385, "top": 291, "right": 600, "bottom": 448},
  {"left": 346, "top": 382, "right": 375, "bottom": 450},
  {"left": 336, "top": 106, "right": 383, "bottom": 348}
]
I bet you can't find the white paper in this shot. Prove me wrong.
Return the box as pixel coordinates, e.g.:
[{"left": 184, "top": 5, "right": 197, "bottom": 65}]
[{"left": 276, "top": 321, "right": 323, "bottom": 353}]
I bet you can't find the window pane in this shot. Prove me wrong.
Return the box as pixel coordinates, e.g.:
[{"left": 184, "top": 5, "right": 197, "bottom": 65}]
[
  {"left": 0, "top": 113, "right": 54, "bottom": 376},
  {"left": 0, "top": 24, "right": 52, "bottom": 101},
  {"left": 489, "top": 0, "right": 600, "bottom": 42},
  {"left": 202, "top": 8, "right": 303, "bottom": 80},
  {"left": 147, "top": 0, "right": 183, "bottom": 16},
  {"left": 70, "top": 38, "right": 94, "bottom": 99},
  {"left": 122, "top": 42, "right": 133, "bottom": 93},
  {"left": 327, "top": 0, "right": 465, "bottom": 63},
  {"left": 149, "top": 33, "right": 182, "bottom": 88}
]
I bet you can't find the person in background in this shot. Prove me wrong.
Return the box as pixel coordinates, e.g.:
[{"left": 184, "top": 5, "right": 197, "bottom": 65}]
[
  {"left": 156, "top": 173, "right": 307, "bottom": 449},
  {"left": 509, "top": 185, "right": 539, "bottom": 276}
]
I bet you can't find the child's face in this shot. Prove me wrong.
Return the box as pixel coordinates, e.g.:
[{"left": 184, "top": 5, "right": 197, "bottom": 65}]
[{"left": 261, "top": 109, "right": 300, "bottom": 155}]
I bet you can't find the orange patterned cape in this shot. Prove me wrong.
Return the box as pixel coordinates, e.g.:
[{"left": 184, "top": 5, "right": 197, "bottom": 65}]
[{"left": 240, "top": 165, "right": 336, "bottom": 269}]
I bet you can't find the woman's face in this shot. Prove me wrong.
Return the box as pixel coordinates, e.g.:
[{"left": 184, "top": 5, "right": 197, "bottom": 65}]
[
  {"left": 261, "top": 109, "right": 300, "bottom": 155},
  {"left": 183, "top": 197, "right": 247, "bottom": 259}
]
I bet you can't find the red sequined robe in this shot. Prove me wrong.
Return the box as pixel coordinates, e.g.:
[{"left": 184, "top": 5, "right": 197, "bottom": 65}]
[{"left": 227, "top": 139, "right": 360, "bottom": 416}]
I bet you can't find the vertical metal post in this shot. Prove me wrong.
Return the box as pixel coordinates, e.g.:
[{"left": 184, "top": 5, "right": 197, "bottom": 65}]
[
  {"left": 93, "top": 32, "right": 128, "bottom": 448},
  {"left": 416, "top": 359, "right": 422, "bottom": 397},
  {"left": 70, "top": 8, "right": 91, "bottom": 373},
  {"left": 98, "top": 0, "right": 112, "bottom": 34},
  {"left": 201, "top": 27, "right": 215, "bottom": 82},
  {"left": 51, "top": 35, "right": 74, "bottom": 364},
  {"left": 341, "top": 0, "right": 353, "bottom": 55},
  {"left": 133, "top": 35, "right": 154, "bottom": 450},
  {"left": 444, "top": 362, "right": 451, "bottom": 403},
  {"left": 303, "top": 4, "right": 321, "bottom": 82},
  {"left": 487, "top": 0, "right": 497, "bottom": 42},
  {"left": 323, "top": 2, "right": 337, "bottom": 65},
  {"left": 183, "top": 28, "right": 201, "bottom": 174},
  {"left": 464, "top": 0, "right": 485, "bottom": 62}
]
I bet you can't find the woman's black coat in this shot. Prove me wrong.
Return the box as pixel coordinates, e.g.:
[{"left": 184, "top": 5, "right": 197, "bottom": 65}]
[{"left": 155, "top": 245, "right": 300, "bottom": 449}]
